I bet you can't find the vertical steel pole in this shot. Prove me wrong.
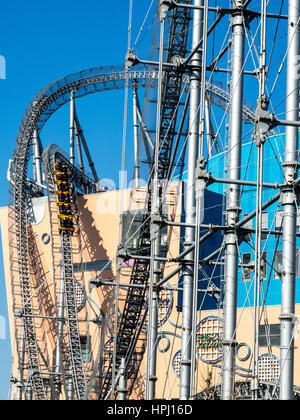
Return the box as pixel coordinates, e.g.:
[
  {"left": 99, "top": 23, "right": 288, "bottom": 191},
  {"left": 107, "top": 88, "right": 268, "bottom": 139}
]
[
  {"left": 66, "top": 366, "right": 73, "bottom": 400},
  {"left": 117, "top": 358, "right": 128, "bottom": 400},
  {"left": 75, "top": 123, "right": 85, "bottom": 173},
  {"left": 33, "top": 129, "right": 43, "bottom": 186},
  {"left": 55, "top": 266, "right": 65, "bottom": 396},
  {"left": 180, "top": 0, "right": 203, "bottom": 400},
  {"left": 221, "top": 2, "right": 245, "bottom": 400},
  {"left": 252, "top": 0, "right": 267, "bottom": 399},
  {"left": 69, "top": 91, "right": 75, "bottom": 166},
  {"left": 16, "top": 322, "right": 25, "bottom": 400},
  {"left": 74, "top": 114, "right": 99, "bottom": 183},
  {"left": 145, "top": 12, "right": 165, "bottom": 401},
  {"left": 26, "top": 378, "right": 33, "bottom": 400},
  {"left": 204, "top": 97, "right": 215, "bottom": 158},
  {"left": 132, "top": 83, "right": 140, "bottom": 188},
  {"left": 280, "top": 0, "right": 300, "bottom": 400}
]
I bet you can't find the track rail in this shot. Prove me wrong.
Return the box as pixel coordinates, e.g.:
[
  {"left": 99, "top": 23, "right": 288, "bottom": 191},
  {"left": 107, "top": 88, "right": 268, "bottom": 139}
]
[
  {"left": 99, "top": 1, "right": 193, "bottom": 399},
  {"left": 45, "top": 149, "right": 97, "bottom": 400}
]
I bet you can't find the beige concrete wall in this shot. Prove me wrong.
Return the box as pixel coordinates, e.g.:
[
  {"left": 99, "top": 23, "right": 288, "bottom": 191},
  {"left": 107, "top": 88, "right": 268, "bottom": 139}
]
[{"left": 1, "top": 185, "right": 300, "bottom": 399}]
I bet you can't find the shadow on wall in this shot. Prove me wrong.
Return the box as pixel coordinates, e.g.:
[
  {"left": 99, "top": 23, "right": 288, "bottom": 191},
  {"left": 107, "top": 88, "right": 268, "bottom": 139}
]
[
  {"left": 28, "top": 226, "right": 57, "bottom": 343},
  {"left": 76, "top": 195, "right": 116, "bottom": 388}
]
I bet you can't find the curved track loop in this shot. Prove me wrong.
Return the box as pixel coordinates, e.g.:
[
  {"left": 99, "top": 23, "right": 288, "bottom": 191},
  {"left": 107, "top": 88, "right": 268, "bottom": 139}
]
[{"left": 9, "top": 64, "right": 255, "bottom": 400}]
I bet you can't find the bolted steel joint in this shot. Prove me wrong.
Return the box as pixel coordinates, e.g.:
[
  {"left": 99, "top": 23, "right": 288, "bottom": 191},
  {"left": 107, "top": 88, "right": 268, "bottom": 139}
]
[
  {"left": 224, "top": 231, "right": 237, "bottom": 246},
  {"left": 283, "top": 161, "right": 299, "bottom": 185},
  {"left": 254, "top": 106, "right": 276, "bottom": 146},
  {"left": 160, "top": 0, "right": 173, "bottom": 20},
  {"left": 125, "top": 50, "right": 139, "bottom": 72},
  {"left": 280, "top": 188, "right": 297, "bottom": 205},
  {"left": 226, "top": 207, "right": 241, "bottom": 228},
  {"left": 279, "top": 313, "right": 295, "bottom": 323}
]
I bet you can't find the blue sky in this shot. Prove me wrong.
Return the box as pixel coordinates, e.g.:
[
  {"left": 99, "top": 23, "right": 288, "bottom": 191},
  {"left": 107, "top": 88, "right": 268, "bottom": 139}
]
[{"left": 0, "top": 0, "right": 153, "bottom": 399}]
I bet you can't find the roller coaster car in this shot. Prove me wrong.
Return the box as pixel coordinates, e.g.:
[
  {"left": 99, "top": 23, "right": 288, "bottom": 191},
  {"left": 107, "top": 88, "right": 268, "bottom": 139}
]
[
  {"left": 55, "top": 172, "right": 68, "bottom": 182},
  {"left": 58, "top": 204, "right": 74, "bottom": 220},
  {"left": 56, "top": 193, "right": 73, "bottom": 205},
  {"left": 54, "top": 162, "right": 68, "bottom": 173},
  {"left": 58, "top": 204, "right": 73, "bottom": 216},
  {"left": 56, "top": 182, "right": 72, "bottom": 193}
]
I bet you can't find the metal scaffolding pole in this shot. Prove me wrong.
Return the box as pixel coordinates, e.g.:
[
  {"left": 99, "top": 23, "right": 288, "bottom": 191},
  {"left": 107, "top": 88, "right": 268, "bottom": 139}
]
[
  {"left": 180, "top": 0, "right": 203, "bottom": 400},
  {"left": 221, "top": 2, "right": 245, "bottom": 401},
  {"left": 117, "top": 358, "right": 128, "bottom": 400},
  {"left": 75, "top": 124, "right": 85, "bottom": 173},
  {"left": 32, "top": 129, "right": 43, "bottom": 186},
  {"left": 55, "top": 265, "right": 65, "bottom": 397},
  {"left": 74, "top": 113, "right": 99, "bottom": 183},
  {"left": 252, "top": 0, "right": 267, "bottom": 399},
  {"left": 280, "top": 0, "right": 300, "bottom": 401},
  {"left": 145, "top": 12, "right": 165, "bottom": 401},
  {"left": 16, "top": 322, "right": 25, "bottom": 400},
  {"left": 69, "top": 91, "right": 75, "bottom": 166}
]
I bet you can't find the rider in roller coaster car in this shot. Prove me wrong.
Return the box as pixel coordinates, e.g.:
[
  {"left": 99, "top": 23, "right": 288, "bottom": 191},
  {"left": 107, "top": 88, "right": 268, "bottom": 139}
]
[
  {"left": 59, "top": 217, "right": 75, "bottom": 231},
  {"left": 58, "top": 204, "right": 73, "bottom": 216}
]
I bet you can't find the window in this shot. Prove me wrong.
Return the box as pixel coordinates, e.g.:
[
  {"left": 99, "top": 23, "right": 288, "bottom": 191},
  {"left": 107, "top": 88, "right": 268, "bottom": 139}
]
[
  {"left": 242, "top": 253, "right": 267, "bottom": 282},
  {"left": 275, "top": 210, "right": 300, "bottom": 234},
  {"left": 274, "top": 250, "right": 283, "bottom": 279},
  {"left": 261, "top": 252, "right": 267, "bottom": 280},
  {"left": 259, "top": 324, "right": 280, "bottom": 348},
  {"left": 261, "top": 212, "right": 268, "bottom": 240},
  {"left": 274, "top": 249, "right": 299, "bottom": 279},
  {"left": 80, "top": 335, "right": 92, "bottom": 363},
  {"left": 121, "top": 211, "right": 168, "bottom": 255},
  {"left": 275, "top": 211, "right": 283, "bottom": 237},
  {"left": 243, "top": 214, "right": 253, "bottom": 230},
  {"left": 297, "top": 210, "right": 300, "bottom": 233},
  {"left": 242, "top": 253, "right": 252, "bottom": 282},
  {"left": 122, "top": 211, "right": 146, "bottom": 251}
]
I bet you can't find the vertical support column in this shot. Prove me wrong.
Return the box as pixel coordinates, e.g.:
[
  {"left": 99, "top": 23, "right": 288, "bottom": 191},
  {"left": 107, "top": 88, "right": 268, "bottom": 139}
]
[
  {"left": 74, "top": 114, "right": 99, "bottom": 183},
  {"left": 70, "top": 91, "right": 75, "bottom": 166},
  {"left": 147, "top": 209, "right": 161, "bottom": 400},
  {"left": 117, "top": 358, "right": 128, "bottom": 400},
  {"left": 55, "top": 265, "right": 65, "bottom": 397},
  {"left": 16, "top": 322, "right": 25, "bottom": 400},
  {"left": 132, "top": 82, "right": 140, "bottom": 188},
  {"left": 280, "top": 0, "right": 300, "bottom": 400},
  {"left": 221, "top": 3, "right": 245, "bottom": 401},
  {"left": 145, "top": 7, "right": 165, "bottom": 400},
  {"left": 75, "top": 128, "right": 85, "bottom": 173},
  {"left": 26, "top": 378, "right": 33, "bottom": 400},
  {"left": 180, "top": 0, "right": 203, "bottom": 400},
  {"left": 66, "top": 366, "right": 73, "bottom": 400}
]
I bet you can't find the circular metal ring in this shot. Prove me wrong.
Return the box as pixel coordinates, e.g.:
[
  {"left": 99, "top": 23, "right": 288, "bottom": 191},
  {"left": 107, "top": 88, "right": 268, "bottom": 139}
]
[
  {"left": 235, "top": 342, "right": 251, "bottom": 362},
  {"left": 157, "top": 335, "right": 170, "bottom": 353},
  {"left": 41, "top": 233, "right": 50, "bottom": 245}
]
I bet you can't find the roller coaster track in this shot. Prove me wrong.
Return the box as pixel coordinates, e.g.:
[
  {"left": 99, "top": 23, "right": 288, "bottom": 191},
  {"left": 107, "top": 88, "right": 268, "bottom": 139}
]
[
  {"left": 9, "top": 62, "right": 255, "bottom": 400},
  {"left": 44, "top": 148, "right": 97, "bottom": 400},
  {"left": 98, "top": 1, "right": 194, "bottom": 399}
]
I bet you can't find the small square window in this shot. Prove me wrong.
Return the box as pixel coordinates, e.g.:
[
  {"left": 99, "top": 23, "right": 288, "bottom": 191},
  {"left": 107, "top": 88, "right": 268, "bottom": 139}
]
[
  {"left": 242, "top": 253, "right": 252, "bottom": 282},
  {"left": 261, "top": 252, "right": 267, "bottom": 280},
  {"left": 80, "top": 335, "right": 92, "bottom": 363},
  {"left": 261, "top": 212, "right": 268, "bottom": 240},
  {"left": 274, "top": 250, "right": 283, "bottom": 279}
]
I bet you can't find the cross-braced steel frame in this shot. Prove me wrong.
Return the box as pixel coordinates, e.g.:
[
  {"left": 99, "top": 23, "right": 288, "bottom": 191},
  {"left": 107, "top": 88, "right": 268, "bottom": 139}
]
[{"left": 8, "top": 0, "right": 298, "bottom": 401}]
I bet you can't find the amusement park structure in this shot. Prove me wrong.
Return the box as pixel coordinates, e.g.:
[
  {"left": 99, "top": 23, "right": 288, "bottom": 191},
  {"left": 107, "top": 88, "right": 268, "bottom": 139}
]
[{"left": 2, "top": 0, "right": 300, "bottom": 400}]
